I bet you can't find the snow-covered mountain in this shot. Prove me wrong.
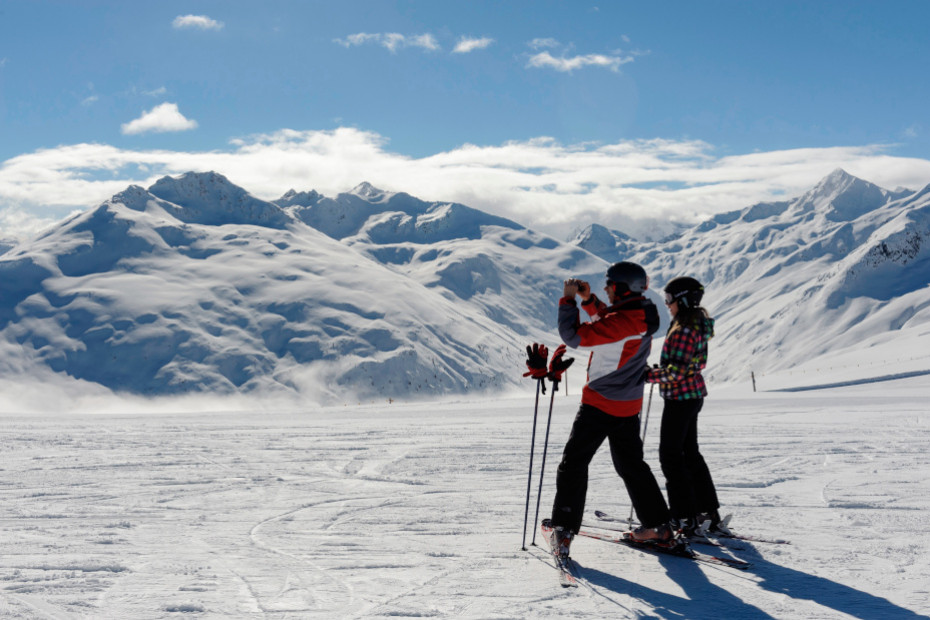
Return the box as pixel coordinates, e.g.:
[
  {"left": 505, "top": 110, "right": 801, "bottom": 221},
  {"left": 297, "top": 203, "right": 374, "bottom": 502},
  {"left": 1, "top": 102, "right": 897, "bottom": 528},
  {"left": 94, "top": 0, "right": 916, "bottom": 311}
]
[
  {"left": 571, "top": 224, "right": 641, "bottom": 264},
  {"left": 0, "top": 173, "right": 576, "bottom": 400},
  {"left": 274, "top": 182, "right": 607, "bottom": 337},
  {"left": 577, "top": 169, "right": 930, "bottom": 384},
  {"left": 2, "top": 168, "right": 927, "bottom": 400}
]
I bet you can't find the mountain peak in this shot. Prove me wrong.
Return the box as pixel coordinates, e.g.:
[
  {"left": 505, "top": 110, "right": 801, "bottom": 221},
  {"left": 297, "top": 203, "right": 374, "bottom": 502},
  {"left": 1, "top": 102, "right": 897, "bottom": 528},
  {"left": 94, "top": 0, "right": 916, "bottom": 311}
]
[
  {"left": 798, "top": 169, "right": 891, "bottom": 222},
  {"left": 572, "top": 223, "right": 636, "bottom": 262},
  {"left": 805, "top": 168, "right": 860, "bottom": 198},
  {"left": 109, "top": 184, "right": 155, "bottom": 212},
  {"left": 147, "top": 171, "right": 290, "bottom": 228},
  {"left": 275, "top": 188, "right": 323, "bottom": 208},
  {"left": 823, "top": 167, "right": 855, "bottom": 184},
  {"left": 154, "top": 170, "right": 237, "bottom": 190},
  {"left": 351, "top": 182, "right": 390, "bottom": 201}
]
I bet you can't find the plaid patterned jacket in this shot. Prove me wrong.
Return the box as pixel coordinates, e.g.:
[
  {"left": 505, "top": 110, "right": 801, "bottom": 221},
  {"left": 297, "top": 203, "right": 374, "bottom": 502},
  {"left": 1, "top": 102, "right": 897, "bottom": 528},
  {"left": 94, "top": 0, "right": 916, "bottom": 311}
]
[{"left": 646, "top": 316, "right": 714, "bottom": 400}]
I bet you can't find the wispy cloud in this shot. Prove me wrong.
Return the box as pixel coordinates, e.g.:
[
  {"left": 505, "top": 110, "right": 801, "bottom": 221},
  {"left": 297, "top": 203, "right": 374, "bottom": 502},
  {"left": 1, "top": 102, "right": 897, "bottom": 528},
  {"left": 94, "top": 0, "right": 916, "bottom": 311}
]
[
  {"left": 453, "top": 37, "right": 494, "bottom": 54},
  {"left": 528, "top": 38, "right": 561, "bottom": 50},
  {"left": 527, "top": 50, "right": 634, "bottom": 73},
  {"left": 81, "top": 95, "right": 99, "bottom": 106},
  {"left": 0, "top": 58, "right": 8, "bottom": 68},
  {"left": 172, "top": 15, "right": 224, "bottom": 31},
  {"left": 3, "top": 128, "right": 929, "bottom": 243},
  {"left": 120, "top": 103, "right": 198, "bottom": 135},
  {"left": 144, "top": 86, "right": 168, "bottom": 97},
  {"left": 335, "top": 32, "right": 440, "bottom": 53}
]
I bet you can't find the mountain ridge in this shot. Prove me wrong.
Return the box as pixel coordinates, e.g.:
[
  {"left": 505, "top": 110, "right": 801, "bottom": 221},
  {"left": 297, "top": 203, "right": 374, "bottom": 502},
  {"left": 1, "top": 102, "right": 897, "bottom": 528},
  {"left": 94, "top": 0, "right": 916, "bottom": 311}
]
[
  {"left": 1, "top": 168, "right": 928, "bottom": 399},
  {"left": 0, "top": 177, "right": 539, "bottom": 399}
]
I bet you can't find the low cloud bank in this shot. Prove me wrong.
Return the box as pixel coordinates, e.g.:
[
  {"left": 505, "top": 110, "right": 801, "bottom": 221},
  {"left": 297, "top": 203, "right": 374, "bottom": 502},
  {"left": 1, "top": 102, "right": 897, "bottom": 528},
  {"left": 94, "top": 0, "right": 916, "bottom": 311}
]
[{"left": 2, "top": 127, "right": 929, "bottom": 241}]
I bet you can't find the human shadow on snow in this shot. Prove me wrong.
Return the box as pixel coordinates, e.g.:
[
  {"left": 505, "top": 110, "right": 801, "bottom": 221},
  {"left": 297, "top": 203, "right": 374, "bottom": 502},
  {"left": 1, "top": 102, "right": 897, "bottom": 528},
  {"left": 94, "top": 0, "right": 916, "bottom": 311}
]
[
  {"left": 576, "top": 557, "right": 775, "bottom": 619},
  {"left": 741, "top": 544, "right": 927, "bottom": 619},
  {"left": 576, "top": 543, "right": 925, "bottom": 619}
]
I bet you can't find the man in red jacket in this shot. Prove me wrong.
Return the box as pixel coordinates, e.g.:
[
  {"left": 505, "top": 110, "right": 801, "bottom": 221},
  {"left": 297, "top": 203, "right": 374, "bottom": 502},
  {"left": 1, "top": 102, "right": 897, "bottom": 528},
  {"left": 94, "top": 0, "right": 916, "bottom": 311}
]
[{"left": 548, "top": 261, "right": 672, "bottom": 560}]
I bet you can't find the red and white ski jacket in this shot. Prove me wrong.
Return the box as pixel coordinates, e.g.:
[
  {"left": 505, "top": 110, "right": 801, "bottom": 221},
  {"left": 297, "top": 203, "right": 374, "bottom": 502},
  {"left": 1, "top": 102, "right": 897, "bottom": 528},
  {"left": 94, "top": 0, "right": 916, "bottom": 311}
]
[{"left": 558, "top": 293, "right": 660, "bottom": 417}]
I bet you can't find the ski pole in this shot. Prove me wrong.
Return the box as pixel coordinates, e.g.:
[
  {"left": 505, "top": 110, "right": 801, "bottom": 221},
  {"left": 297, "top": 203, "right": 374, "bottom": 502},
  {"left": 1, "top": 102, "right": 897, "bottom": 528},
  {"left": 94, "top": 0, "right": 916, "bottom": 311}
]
[
  {"left": 642, "top": 381, "right": 654, "bottom": 439},
  {"left": 521, "top": 378, "right": 543, "bottom": 550},
  {"left": 531, "top": 383, "right": 557, "bottom": 547},
  {"left": 629, "top": 382, "right": 655, "bottom": 528}
]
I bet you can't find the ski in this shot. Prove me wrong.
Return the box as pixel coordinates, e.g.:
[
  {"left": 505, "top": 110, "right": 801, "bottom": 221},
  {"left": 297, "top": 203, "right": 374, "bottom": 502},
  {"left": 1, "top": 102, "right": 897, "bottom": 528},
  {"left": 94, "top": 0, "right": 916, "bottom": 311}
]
[
  {"left": 539, "top": 520, "right": 579, "bottom": 587},
  {"left": 594, "top": 510, "right": 790, "bottom": 545},
  {"left": 576, "top": 527, "right": 752, "bottom": 570},
  {"left": 554, "top": 554, "right": 579, "bottom": 588}
]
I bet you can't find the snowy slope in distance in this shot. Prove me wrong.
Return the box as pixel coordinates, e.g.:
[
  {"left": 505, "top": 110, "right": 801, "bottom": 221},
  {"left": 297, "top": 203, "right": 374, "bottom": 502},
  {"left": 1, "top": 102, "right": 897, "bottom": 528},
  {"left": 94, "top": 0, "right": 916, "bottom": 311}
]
[
  {"left": 275, "top": 182, "right": 612, "bottom": 338},
  {"left": 3, "top": 167, "right": 929, "bottom": 401},
  {"left": 0, "top": 172, "right": 524, "bottom": 400},
  {"left": 575, "top": 169, "right": 930, "bottom": 384}
]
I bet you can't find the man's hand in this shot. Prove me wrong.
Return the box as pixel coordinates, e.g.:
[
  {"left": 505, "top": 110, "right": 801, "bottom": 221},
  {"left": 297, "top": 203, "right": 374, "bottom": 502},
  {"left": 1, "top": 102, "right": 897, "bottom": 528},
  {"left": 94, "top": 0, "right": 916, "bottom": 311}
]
[
  {"left": 523, "top": 343, "right": 549, "bottom": 380},
  {"left": 576, "top": 280, "right": 591, "bottom": 302},
  {"left": 563, "top": 279, "right": 579, "bottom": 299},
  {"left": 564, "top": 278, "right": 591, "bottom": 302},
  {"left": 547, "top": 344, "right": 575, "bottom": 391}
]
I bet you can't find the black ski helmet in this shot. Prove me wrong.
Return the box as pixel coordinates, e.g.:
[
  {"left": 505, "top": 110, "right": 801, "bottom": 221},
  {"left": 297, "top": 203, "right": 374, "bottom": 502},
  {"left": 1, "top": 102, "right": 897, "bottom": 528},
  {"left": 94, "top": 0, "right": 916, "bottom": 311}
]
[
  {"left": 664, "top": 276, "right": 704, "bottom": 309},
  {"left": 605, "top": 261, "right": 648, "bottom": 295}
]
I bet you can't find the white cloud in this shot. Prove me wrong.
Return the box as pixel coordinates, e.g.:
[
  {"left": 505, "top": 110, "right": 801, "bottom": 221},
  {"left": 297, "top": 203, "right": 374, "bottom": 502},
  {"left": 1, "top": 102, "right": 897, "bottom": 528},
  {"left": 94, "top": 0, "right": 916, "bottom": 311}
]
[
  {"left": 2, "top": 128, "right": 930, "bottom": 242},
  {"left": 527, "top": 50, "right": 634, "bottom": 72},
  {"left": 338, "top": 33, "right": 379, "bottom": 47},
  {"left": 335, "top": 32, "right": 440, "bottom": 53},
  {"left": 144, "top": 86, "right": 168, "bottom": 97},
  {"left": 172, "top": 15, "right": 224, "bottom": 30},
  {"left": 121, "top": 102, "right": 198, "bottom": 135},
  {"left": 453, "top": 37, "right": 494, "bottom": 54},
  {"left": 410, "top": 34, "right": 440, "bottom": 51},
  {"left": 528, "top": 38, "right": 560, "bottom": 50},
  {"left": 81, "top": 95, "right": 99, "bottom": 106}
]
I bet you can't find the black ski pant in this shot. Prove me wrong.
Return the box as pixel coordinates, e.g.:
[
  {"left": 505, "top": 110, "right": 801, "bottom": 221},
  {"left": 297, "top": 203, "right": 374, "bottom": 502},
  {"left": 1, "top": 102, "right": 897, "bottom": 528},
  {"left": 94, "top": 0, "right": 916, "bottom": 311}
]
[
  {"left": 551, "top": 403, "right": 670, "bottom": 534},
  {"left": 659, "top": 398, "right": 720, "bottom": 519}
]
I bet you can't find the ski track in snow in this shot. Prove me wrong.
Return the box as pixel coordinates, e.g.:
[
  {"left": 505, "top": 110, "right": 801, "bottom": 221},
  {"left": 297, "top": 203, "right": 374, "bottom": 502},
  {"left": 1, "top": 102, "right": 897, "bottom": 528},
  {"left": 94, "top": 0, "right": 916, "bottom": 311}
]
[{"left": 1, "top": 382, "right": 929, "bottom": 619}]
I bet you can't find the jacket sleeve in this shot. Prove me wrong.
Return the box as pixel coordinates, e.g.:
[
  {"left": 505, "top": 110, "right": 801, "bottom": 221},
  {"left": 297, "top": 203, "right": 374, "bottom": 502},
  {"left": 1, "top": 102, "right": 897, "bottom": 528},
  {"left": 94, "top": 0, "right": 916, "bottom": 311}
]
[
  {"left": 559, "top": 297, "right": 645, "bottom": 349},
  {"left": 581, "top": 294, "right": 607, "bottom": 318},
  {"left": 576, "top": 311, "right": 644, "bottom": 347},
  {"left": 557, "top": 297, "right": 583, "bottom": 347},
  {"left": 645, "top": 327, "right": 700, "bottom": 383}
]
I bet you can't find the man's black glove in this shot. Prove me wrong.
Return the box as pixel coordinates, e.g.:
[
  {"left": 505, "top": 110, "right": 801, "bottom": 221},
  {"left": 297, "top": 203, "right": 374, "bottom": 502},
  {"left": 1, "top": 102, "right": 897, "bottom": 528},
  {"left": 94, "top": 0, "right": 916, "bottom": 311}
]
[
  {"left": 547, "top": 344, "right": 574, "bottom": 391},
  {"left": 523, "top": 343, "right": 549, "bottom": 379},
  {"left": 523, "top": 343, "right": 550, "bottom": 393}
]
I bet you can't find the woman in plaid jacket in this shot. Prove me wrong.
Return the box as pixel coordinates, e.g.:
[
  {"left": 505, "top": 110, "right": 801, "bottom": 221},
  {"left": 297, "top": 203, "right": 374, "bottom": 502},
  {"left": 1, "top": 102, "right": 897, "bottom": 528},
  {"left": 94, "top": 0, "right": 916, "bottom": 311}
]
[{"left": 645, "top": 276, "right": 722, "bottom": 535}]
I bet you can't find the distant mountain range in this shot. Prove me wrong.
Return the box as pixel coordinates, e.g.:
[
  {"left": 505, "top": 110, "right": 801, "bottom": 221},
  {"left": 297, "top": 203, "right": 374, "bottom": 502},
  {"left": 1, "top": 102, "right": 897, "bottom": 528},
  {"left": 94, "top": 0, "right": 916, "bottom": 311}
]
[
  {"left": 575, "top": 169, "right": 930, "bottom": 383},
  {"left": 0, "top": 172, "right": 603, "bottom": 400},
  {"left": 1, "top": 168, "right": 928, "bottom": 399}
]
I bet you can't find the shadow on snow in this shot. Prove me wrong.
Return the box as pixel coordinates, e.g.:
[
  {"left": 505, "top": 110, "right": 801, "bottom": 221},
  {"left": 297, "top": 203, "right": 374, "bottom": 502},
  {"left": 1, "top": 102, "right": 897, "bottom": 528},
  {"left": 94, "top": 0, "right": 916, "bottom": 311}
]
[{"left": 575, "top": 543, "right": 924, "bottom": 619}]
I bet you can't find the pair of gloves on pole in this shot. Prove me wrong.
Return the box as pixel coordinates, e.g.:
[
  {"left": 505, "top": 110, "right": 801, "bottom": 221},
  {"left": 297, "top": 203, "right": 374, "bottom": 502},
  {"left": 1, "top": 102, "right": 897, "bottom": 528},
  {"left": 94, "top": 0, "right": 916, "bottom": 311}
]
[{"left": 523, "top": 343, "right": 574, "bottom": 393}]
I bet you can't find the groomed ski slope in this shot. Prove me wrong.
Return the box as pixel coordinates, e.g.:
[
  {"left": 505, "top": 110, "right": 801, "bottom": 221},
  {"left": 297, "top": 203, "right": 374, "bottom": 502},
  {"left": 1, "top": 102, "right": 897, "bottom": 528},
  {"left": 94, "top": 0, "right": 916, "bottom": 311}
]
[{"left": 1, "top": 376, "right": 928, "bottom": 619}]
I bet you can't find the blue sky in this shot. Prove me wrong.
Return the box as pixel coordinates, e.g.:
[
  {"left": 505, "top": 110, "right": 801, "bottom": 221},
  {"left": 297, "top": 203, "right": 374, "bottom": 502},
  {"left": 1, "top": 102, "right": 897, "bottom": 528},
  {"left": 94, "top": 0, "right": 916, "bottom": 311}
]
[{"left": 2, "top": 1, "right": 930, "bottom": 239}]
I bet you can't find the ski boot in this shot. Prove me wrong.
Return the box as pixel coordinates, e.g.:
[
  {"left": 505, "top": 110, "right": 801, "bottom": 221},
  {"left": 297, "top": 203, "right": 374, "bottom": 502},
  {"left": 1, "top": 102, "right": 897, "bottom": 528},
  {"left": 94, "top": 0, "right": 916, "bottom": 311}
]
[
  {"left": 549, "top": 525, "right": 573, "bottom": 559},
  {"left": 629, "top": 522, "right": 675, "bottom": 544}
]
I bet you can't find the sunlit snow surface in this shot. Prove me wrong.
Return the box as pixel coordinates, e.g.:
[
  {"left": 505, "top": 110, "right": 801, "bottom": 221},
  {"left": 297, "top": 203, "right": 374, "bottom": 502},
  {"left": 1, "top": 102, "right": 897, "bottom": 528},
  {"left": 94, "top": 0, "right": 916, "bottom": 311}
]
[{"left": 1, "top": 376, "right": 928, "bottom": 618}]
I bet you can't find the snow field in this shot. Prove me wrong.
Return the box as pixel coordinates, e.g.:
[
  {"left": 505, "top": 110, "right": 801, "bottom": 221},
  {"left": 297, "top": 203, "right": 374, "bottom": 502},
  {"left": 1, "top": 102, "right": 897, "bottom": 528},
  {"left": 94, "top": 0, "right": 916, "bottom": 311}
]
[{"left": 0, "top": 378, "right": 928, "bottom": 618}]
